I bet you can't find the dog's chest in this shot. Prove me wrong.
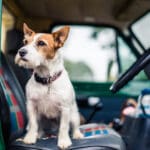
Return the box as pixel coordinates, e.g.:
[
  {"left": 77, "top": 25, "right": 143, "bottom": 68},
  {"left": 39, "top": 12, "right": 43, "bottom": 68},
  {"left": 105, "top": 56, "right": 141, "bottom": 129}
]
[
  {"left": 36, "top": 92, "right": 62, "bottom": 118},
  {"left": 27, "top": 82, "right": 64, "bottom": 118}
]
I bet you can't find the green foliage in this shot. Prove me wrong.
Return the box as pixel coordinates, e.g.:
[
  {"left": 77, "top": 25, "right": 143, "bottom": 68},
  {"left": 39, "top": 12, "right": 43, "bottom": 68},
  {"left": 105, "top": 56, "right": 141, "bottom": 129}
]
[{"left": 64, "top": 59, "right": 94, "bottom": 81}]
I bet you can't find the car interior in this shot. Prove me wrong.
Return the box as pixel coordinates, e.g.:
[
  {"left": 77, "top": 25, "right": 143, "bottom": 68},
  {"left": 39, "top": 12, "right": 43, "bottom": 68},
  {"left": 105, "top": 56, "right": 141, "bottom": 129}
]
[{"left": 1, "top": 0, "right": 150, "bottom": 150}]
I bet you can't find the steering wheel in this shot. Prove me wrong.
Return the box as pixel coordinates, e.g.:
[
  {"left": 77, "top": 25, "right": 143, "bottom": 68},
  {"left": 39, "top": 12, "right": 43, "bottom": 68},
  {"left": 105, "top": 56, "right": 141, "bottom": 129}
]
[{"left": 110, "top": 51, "right": 150, "bottom": 93}]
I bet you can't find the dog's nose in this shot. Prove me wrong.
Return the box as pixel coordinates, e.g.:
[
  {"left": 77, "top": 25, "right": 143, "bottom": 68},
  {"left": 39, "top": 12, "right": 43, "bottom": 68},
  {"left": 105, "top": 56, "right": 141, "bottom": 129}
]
[{"left": 19, "top": 49, "right": 27, "bottom": 57}]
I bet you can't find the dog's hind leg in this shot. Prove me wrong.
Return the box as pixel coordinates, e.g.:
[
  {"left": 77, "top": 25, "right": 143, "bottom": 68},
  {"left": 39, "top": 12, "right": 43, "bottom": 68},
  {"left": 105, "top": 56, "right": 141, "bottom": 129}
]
[{"left": 37, "top": 126, "right": 44, "bottom": 139}]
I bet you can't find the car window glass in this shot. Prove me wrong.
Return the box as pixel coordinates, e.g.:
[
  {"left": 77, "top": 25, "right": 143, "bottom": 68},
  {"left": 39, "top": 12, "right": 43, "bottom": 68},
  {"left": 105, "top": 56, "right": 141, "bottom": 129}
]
[
  {"left": 52, "top": 25, "right": 118, "bottom": 82},
  {"left": 118, "top": 36, "right": 147, "bottom": 80}
]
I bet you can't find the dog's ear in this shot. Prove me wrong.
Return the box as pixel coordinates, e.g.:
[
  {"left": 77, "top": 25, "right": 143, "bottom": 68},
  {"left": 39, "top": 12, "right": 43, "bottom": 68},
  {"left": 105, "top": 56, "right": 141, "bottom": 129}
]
[
  {"left": 23, "top": 23, "right": 35, "bottom": 36},
  {"left": 52, "top": 26, "right": 70, "bottom": 49}
]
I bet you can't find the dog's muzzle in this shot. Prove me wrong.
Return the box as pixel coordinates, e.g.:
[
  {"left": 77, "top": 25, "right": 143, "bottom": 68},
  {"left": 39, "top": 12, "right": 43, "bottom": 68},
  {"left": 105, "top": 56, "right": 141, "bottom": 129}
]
[{"left": 19, "top": 49, "right": 27, "bottom": 57}]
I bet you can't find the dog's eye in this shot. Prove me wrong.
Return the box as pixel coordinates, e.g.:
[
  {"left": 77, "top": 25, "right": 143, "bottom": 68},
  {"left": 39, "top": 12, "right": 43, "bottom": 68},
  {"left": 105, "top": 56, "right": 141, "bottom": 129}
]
[
  {"left": 23, "top": 39, "right": 28, "bottom": 45},
  {"left": 37, "top": 40, "right": 46, "bottom": 46}
]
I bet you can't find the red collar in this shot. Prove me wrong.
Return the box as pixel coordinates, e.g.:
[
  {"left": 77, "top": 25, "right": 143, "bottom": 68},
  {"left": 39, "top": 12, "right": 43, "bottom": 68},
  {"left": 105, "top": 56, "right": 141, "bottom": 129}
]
[{"left": 34, "top": 71, "right": 62, "bottom": 85}]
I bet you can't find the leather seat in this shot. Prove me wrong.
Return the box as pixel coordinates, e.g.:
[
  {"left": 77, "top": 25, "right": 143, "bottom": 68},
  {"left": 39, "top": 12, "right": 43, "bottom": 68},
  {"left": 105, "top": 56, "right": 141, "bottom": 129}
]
[
  {"left": 0, "top": 52, "right": 26, "bottom": 145},
  {"left": 10, "top": 135, "right": 125, "bottom": 150}
]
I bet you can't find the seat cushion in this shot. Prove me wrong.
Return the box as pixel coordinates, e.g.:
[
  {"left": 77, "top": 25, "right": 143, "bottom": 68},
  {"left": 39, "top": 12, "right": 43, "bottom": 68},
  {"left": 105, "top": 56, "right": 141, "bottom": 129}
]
[{"left": 9, "top": 124, "right": 125, "bottom": 150}]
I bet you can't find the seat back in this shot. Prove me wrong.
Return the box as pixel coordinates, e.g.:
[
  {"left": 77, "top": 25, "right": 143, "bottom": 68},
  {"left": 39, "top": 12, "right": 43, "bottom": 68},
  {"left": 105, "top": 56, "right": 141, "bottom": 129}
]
[
  {"left": 5, "top": 28, "right": 31, "bottom": 91},
  {"left": 0, "top": 52, "right": 27, "bottom": 142},
  {"left": 0, "top": 81, "right": 10, "bottom": 144}
]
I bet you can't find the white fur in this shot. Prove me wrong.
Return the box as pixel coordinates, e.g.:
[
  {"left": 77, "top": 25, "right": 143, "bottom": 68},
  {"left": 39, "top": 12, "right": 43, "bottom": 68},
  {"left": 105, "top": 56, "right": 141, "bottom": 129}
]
[
  {"left": 15, "top": 34, "right": 45, "bottom": 69},
  {"left": 15, "top": 34, "right": 83, "bottom": 149}
]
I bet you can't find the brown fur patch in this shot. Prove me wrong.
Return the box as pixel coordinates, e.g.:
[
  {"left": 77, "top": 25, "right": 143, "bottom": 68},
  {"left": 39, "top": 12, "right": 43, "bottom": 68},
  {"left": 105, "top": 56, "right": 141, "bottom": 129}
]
[
  {"left": 22, "top": 23, "right": 70, "bottom": 59},
  {"left": 23, "top": 23, "right": 36, "bottom": 45},
  {"left": 23, "top": 23, "right": 35, "bottom": 36},
  {"left": 52, "top": 26, "right": 70, "bottom": 49},
  {"left": 36, "top": 34, "right": 56, "bottom": 59},
  {"left": 24, "top": 33, "right": 35, "bottom": 45}
]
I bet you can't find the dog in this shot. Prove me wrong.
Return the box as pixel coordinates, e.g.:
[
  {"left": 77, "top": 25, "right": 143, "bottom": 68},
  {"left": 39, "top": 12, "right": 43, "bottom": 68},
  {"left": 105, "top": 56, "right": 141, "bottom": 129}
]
[{"left": 15, "top": 23, "right": 83, "bottom": 149}]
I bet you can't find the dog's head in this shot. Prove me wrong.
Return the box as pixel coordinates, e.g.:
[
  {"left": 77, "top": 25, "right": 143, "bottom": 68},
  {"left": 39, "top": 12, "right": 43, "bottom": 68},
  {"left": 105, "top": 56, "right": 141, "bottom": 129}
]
[{"left": 15, "top": 23, "right": 70, "bottom": 69}]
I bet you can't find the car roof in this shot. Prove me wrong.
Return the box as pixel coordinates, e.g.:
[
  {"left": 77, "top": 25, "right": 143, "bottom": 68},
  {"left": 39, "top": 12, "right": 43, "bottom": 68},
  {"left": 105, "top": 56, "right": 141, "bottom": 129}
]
[{"left": 3, "top": 0, "right": 150, "bottom": 30}]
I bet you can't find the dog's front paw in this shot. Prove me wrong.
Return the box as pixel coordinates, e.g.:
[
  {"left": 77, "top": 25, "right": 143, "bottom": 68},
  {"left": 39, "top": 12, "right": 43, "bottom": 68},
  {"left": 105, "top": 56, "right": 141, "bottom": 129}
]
[
  {"left": 22, "top": 132, "right": 37, "bottom": 144},
  {"left": 58, "top": 137, "right": 72, "bottom": 150},
  {"left": 73, "top": 130, "right": 84, "bottom": 139}
]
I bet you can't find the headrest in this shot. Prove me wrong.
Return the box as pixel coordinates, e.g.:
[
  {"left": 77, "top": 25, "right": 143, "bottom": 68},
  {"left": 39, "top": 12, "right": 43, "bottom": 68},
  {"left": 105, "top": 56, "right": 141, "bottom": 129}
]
[{"left": 5, "top": 29, "right": 23, "bottom": 55}]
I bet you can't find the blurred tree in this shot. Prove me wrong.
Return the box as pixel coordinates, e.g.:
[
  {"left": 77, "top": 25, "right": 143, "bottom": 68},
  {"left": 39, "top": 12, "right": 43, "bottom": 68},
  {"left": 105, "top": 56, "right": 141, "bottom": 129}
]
[{"left": 64, "top": 59, "right": 94, "bottom": 81}]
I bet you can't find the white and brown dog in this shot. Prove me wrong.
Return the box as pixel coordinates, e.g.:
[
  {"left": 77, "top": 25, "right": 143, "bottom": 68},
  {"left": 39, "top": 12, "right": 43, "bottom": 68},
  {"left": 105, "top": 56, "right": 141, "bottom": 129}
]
[{"left": 15, "top": 23, "right": 83, "bottom": 149}]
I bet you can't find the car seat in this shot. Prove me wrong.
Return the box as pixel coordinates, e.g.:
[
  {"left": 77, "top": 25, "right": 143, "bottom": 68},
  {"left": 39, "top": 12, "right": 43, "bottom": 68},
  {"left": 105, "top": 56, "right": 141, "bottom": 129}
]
[
  {"left": 5, "top": 28, "right": 32, "bottom": 91},
  {"left": 0, "top": 52, "right": 125, "bottom": 150},
  {"left": 0, "top": 53, "right": 27, "bottom": 144}
]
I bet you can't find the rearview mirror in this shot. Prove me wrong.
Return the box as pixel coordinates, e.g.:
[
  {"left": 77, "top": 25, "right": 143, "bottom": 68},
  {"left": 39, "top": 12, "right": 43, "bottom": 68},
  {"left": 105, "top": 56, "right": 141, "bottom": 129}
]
[{"left": 130, "top": 11, "right": 150, "bottom": 51}]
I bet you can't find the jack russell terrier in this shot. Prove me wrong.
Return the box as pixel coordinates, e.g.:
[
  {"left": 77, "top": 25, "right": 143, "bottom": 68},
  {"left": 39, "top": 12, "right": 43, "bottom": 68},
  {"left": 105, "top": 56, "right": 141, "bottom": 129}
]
[{"left": 15, "top": 23, "right": 83, "bottom": 149}]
